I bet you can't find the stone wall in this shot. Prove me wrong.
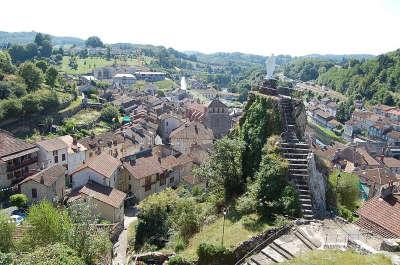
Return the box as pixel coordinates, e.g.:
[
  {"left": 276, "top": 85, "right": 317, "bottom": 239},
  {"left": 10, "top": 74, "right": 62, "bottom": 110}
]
[
  {"left": 308, "top": 152, "right": 327, "bottom": 218},
  {"left": 291, "top": 99, "right": 307, "bottom": 140}
]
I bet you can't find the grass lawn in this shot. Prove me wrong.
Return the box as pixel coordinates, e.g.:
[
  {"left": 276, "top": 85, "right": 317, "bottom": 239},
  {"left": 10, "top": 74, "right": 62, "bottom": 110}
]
[
  {"left": 58, "top": 56, "right": 139, "bottom": 75},
  {"left": 66, "top": 109, "right": 101, "bottom": 127},
  {"left": 188, "top": 89, "right": 209, "bottom": 104},
  {"left": 308, "top": 119, "right": 345, "bottom": 144},
  {"left": 58, "top": 97, "right": 81, "bottom": 114},
  {"left": 154, "top": 79, "right": 176, "bottom": 91},
  {"left": 281, "top": 250, "right": 392, "bottom": 265},
  {"left": 178, "top": 214, "right": 272, "bottom": 261}
]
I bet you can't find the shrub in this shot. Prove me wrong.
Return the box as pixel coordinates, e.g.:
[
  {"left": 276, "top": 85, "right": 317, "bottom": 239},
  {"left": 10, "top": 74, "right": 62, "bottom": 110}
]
[
  {"left": 197, "top": 243, "right": 234, "bottom": 265},
  {"left": 10, "top": 193, "right": 28, "bottom": 208},
  {"left": 174, "top": 236, "right": 186, "bottom": 253},
  {"left": 168, "top": 255, "right": 192, "bottom": 265}
]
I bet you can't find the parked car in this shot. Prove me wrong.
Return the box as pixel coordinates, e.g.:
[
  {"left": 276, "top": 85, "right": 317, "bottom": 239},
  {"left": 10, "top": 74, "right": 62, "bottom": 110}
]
[{"left": 10, "top": 214, "right": 24, "bottom": 226}]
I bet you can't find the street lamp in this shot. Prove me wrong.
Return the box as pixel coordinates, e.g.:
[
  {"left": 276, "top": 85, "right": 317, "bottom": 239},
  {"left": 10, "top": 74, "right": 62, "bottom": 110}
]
[{"left": 221, "top": 208, "right": 227, "bottom": 247}]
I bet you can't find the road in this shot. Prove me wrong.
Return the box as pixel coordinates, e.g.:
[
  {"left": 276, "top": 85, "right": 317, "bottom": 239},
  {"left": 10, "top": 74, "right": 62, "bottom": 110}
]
[{"left": 112, "top": 207, "right": 137, "bottom": 265}]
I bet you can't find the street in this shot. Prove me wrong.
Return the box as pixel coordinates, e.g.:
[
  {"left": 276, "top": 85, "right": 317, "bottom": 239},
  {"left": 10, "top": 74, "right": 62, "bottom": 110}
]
[{"left": 112, "top": 207, "right": 137, "bottom": 265}]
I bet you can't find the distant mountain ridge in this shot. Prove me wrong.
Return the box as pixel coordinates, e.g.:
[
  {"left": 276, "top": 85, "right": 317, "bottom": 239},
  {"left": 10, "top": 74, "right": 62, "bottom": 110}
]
[{"left": 0, "top": 31, "right": 85, "bottom": 46}]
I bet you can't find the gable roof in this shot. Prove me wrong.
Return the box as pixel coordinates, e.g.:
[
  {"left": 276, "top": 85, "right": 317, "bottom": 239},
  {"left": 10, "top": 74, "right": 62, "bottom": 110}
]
[
  {"left": 357, "top": 167, "right": 398, "bottom": 186},
  {"left": 37, "top": 138, "right": 68, "bottom": 152},
  {"left": 170, "top": 122, "right": 214, "bottom": 140},
  {"left": 0, "top": 130, "right": 37, "bottom": 159},
  {"left": 71, "top": 153, "right": 121, "bottom": 178},
  {"left": 207, "top": 98, "right": 227, "bottom": 108},
  {"left": 356, "top": 194, "right": 400, "bottom": 238},
  {"left": 19, "top": 164, "right": 66, "bottom": 187},
  {"left": 123, "top": 156, "right": 163, "bottom": 180},
  {"left": 79, "top": 181, "right": 126, "bottom": 208}
]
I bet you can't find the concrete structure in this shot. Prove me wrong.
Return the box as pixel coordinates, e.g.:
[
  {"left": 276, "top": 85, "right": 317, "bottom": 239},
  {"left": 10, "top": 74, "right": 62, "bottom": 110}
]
[
  {"left": 19, "top": 164, "right": 66, "bottom": 203},
  {"left": 134, "top": 72, "right": 165, "bottom": 82},
  {"left": 113, "top": 73, "right": 136, "bottom": 86},
  {"left": 0, "top": 130, "right": 39, "bottom": 188},
  {"left": 37, "top": 138, "right": 68, "bottom": 170},
  {"left": 70, "top": 153, "right": 122, "bottom": 189}
]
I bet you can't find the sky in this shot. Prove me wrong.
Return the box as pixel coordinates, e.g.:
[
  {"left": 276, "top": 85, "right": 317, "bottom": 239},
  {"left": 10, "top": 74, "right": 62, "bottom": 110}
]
[{"left": 1, "top": 0, "right": 400, "bottom": 56}]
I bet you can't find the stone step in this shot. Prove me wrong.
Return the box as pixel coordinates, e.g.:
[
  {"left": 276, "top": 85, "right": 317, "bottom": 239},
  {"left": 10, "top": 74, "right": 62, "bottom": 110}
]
[
  {"left": 286, "top": 159, "right": 308, "bottom": 164},
  {"left": 291, "top": 173, "right": 309, "bottom": 178},
  {"left": 298, "top": 189, "right": 311, "bottom": 194},
  {"left": 299, "top": 194, "right": 312, "bottom": 199},
  {"left": 296, "top": 227, "right": 322, "bottom": 249},
  {"left": 261, "top": 246, "right": 287, "bottom": 263},
  {"left": 294, "top": 230, "right": 316, "bottom": 250},
  {"left": 270, "top": 241, "right": 294, "bottom": 260},
  {"left": 303, "top": 214, "right": 314, "bottom": 220},
  {"left": 280, "top": 147, "right": 309, "bottom": 153},
  {"left": 299, "top": 198, "right": 312, "bottom": 203},
  {"left": 301, "top": 207, "right": 313, "bottom": 213},
  {"left": 250, "top": 252, "right": 273, "bottom": 265}
]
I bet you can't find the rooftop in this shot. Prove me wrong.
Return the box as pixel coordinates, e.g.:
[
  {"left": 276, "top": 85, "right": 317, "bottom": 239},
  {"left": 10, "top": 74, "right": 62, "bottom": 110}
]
[
  {"left": 79, "top": 181, "right": 126, "bottom": 208},
  {"left": 37, "top": 138, "right": 68, "bottom": 152},
  {"left": 71, "top": 153, "right": 121, "bottom": 179},
  {"left": 0, "top": 130, "right": 37, "bottom": 159},
  {"left": 19, "top": 164, "right": 66, "bottom": 187},
  {"left": 123, "top": 156, "right": 163, "bottom": 180}
]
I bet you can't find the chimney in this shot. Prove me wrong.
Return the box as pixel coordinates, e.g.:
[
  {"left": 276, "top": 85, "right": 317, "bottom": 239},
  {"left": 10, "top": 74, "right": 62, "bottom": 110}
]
[
  {"left": 380, "top": 155, "right": 384, "bottom": 163},
  {"left": 129, "top": 158, "right": 136, "bottom": 166},
  {"left": 40, "top": 175, "right": 44, "bottom": 185}
]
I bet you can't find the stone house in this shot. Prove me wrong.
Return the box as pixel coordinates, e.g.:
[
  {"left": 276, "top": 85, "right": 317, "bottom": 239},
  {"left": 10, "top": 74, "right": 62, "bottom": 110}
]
[
  {"left": 326, "top": 101, "right": 338, "bottom": 116},
  {"left": 378, "top": 156, "right": 400, "bottom": 174},
  {"left": 170, "top": 122, "right": 214, "bottom": 155},
  {"left": 384, "top": 130, "right": 400, "bottom": 146},
  {"left": 158, "top": 113, "right": 184, "bottom": 143},
  {"left": 70, "top": 153, "right": 122, "bottom": 189},
  {"left": 113, "top": 73, "right": 136, "bottom": 87},
  {"left": 372, "top": 104, "right": 395, "bottom": 117},
  {"left": 37, "top": 138, "right": 68, "bottom": 170},
  {"left": 312, "top": 109, "right": 334, "bottom": 128},
  {"left": 134, "top": 72, "right": 166, "bottom": 82},
  {"left": 70, "top": 181, "right": 126, "bottom": 223},
  {"left": 19, "top": 164, "right": 66, "bottom": 203},
  {"left": 58, "top": 135, "right": 87, "bottom": 174},
  {"left": 0, "top": 130, "right": 39, "bottom": 188},
  {"left": 356, "top": 167, "right": 399, "bottom": 199}
]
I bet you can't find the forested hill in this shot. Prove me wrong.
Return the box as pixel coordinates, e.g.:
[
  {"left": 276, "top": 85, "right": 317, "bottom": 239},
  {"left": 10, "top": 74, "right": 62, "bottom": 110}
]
[
  {"left": 283, "top": 49, "right": 400, "bottom": 106},
  {"left": 0, "top": 31, "right": 85, "bottom": 47}
]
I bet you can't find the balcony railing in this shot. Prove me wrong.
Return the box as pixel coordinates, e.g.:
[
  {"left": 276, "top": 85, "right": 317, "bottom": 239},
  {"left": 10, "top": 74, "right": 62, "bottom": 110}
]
[{"left": 7, "top": 157, "right": 38, "bottom": 172}]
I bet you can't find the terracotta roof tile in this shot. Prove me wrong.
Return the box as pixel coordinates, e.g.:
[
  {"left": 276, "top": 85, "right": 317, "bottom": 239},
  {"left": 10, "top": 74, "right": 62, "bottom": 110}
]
[
  {"left": 71, "top": 153, "right": 121, "bottom": 178},
  {"left": 37, "top": 138, "right": 67, "bottom": 152},
  {"left": 79, "top": 181, "right": 126, "bottom": 208},
  {"left": 0, "top": 130, "right": 37, "bottom": 158},
  {"left": 170, "top": 122, "right": 213, "bottom": 140},
  {"left": 356, "top": 194, "right": 400, "bottom": 238},
  {"left": 123, "top": 156, "right": 163, "bottom": 179},
  {"left": 19, "top": 164, "right": 66, "bottom": 187}
]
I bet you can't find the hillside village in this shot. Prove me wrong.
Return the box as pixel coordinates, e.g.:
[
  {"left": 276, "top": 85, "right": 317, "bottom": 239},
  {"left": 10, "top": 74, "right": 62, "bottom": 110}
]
[{"left": 0, "top": 30, "right": 400, "bottom": 265}]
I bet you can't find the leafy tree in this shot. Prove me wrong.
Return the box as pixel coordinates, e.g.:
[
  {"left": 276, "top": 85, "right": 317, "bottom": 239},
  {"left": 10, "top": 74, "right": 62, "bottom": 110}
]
[
  {"left": 23, "top": 201, "right": 73, "bottom": 247},
  {"left": 170, "top": 198, "right": 201, "bottom": 240},
  {"left": 9, "top": 194, "right": 28, "bottom": 208},
  {"left": 328, "top": 170, "right": 359, "bottom": 212},
  {"left": 85, "top": 36, "right": 104, "bottom": 48},
  {"left": 336, "top": 99, "right": 355, "bottom": 123},
  {"left": 66, "top": 200, "right": 112, "bottom": 265},
  {"left": 45, "top": 66, "right": 58, "bottom": 87},
  {"left": 68, "top": 56, "right": 78, "bottom": 70},
  {"left": 0, "top": 213, "right": 15, "bottom": 252},
  {"left": 0, "top": 98, "right": 23, "bottom": 119},
  {"left": 18, "top": 62, "right": 43, "bottom": 91},
  {"left": 0, "top": 51, "right": 14, "bottom": 74},
  {"left": 100, "top": 103, "right": 120, "bottom": 123},
  {"left": 17, "top": 243, "right": 85, "bottom": 265},
  {"left": 34, "top": 33, "right": 53, "bottom": 58},
  {"left": 35, "top": 60, "right": 48, "bottom": 72},
  {"left": 135, "top": 189, "right": 178, "bottom": 249}
]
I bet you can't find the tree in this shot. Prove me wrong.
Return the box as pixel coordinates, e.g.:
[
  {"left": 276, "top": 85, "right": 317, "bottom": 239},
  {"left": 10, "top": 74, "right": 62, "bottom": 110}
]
[
  {"left": 328, "top": 170, "right": 359, "bottom": 212},
  {"left": 85, "top": 36, "right": 104, "bottom": 48},
  {"left": 68, "top": 56, "right": 78, "bottom": 70},
  {"left": 100, "top": 103, "right": 120, "bottom": 123},
  {"left": 23, "top": 201, "right": 72, "bottom": 247},
  {"left": 0, "top": 213, "right": 15, "bottom": 252},
  {"left": 34, "top": 33, "right": 53, "bottom": 58},
  {"left": 35, "top": 60, "right": 48, "bottom": 72},
  {"left": 0, "top": 98, "right": 22, "bottom": 119},
  {"left": 135, "top": 189, "right": 178, "bottom": 249},
  {"left": 170, "top": 198, "right": 201, "bottom": 240},
  {"left": 0, "top": 51, "right": 14, "bottom": 74},
  {"left": 66, "top": 200, "right": 112, "bottom": 265},
  {"left": 18, "top": 62, "right": 43, "bottom": 91},
  {"left": 9, "top": 194, "right": 28, "bottom": 209},
  {"left": 45, "top": 66, "right": 58, "bottom": 87},
  {"left": 17, "top": 243, "right": 85, "bottom": 265},
  {"left": 336, "top": 99, "right": 355, "bottom": 123}
]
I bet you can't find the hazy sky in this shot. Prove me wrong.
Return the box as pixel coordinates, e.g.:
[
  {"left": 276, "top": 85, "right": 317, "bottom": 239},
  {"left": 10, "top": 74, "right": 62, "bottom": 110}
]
[{"left": 1, "top": 0, "right": 400, "bottom": 56}]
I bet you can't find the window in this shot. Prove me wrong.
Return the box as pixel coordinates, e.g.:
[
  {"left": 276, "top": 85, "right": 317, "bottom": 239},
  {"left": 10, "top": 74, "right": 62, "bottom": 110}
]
[
  {"left": 128, "top": 184, "right": 132, "bottom": 191},
  {"left": 169, "top": 177, "right": 174, "bottom": 184},
  {"left": 53, "top": 150, "right": 58, "bottom": 156},
  {"left": 32, "top": 188, "right": 37, "bottom": 198},
  {"left": 62, "top": 154, "right": 66, "bottom": 161},
  {"left": 160, "top": 174, "right": 166, "bottom": 186},
  {"left": 54, "top": 156, "right": 58, "bottom": 163},
  {"left": 7, "top": 173, "right": 13, "bottom": 179}
]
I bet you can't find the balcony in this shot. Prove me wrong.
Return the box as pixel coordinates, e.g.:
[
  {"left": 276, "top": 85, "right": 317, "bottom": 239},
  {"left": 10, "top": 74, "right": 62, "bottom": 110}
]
[{"left": 7, "top": 157, "right": 38, "bottom": 172}]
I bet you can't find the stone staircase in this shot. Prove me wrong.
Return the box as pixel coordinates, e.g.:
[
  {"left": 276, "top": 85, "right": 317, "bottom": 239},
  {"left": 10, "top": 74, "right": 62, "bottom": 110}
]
[
  {"left": 245, "top": 226, "right": 321, "bottom": 265},
  {"left": 279, "top": 96, "right": 314, "bottom": 220}
]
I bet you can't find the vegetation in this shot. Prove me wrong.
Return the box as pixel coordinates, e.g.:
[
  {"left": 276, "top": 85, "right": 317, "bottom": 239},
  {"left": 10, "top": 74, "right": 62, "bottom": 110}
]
[
  {"left": 280, "top": 250, "right": 392, "bottom": 265},
  {"left": 1, "top": 201, "right": 112, "bottom": 265},
  {"left": 197, "top": 243, "right": 234, "bottom": 265},
  {"left": 85, "top": 36, "right": 104, "bottom": 48},
  {"left": 100, "top": 103, "right": 120, "bottom": 123},
  {"left": 327, "top": 171, "right": 360, "bottom": 221},
  {"left": 9, "top": 194, "right": 28, "bottom": 209}
]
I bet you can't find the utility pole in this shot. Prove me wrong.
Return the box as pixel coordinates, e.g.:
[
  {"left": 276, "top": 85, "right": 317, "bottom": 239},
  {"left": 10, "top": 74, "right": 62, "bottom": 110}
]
[{"left": 221, "top": 208, "right": 227, "bottom": 247}]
